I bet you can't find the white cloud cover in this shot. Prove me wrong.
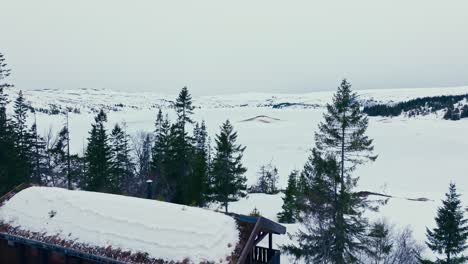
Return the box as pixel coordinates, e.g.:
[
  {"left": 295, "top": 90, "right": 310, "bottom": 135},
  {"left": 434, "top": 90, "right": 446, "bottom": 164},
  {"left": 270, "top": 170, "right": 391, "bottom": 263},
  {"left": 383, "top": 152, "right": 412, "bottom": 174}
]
[{"left": 2, "top": 0, "right": 468, "bottom": 94}]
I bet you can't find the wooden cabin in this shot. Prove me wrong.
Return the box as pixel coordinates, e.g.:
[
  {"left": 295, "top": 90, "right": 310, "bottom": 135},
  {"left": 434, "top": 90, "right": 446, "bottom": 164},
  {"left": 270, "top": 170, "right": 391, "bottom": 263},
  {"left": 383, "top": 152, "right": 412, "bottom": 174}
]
[{"left": 0, "top": 186, "right": 286, "bottom": 264}]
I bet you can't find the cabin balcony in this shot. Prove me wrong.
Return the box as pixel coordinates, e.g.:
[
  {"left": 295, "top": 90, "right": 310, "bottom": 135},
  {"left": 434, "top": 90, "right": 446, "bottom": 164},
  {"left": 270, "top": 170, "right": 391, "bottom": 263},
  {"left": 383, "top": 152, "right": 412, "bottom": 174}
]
[{"left": 249, "top": 246, "right": 281, "bottom": 264}]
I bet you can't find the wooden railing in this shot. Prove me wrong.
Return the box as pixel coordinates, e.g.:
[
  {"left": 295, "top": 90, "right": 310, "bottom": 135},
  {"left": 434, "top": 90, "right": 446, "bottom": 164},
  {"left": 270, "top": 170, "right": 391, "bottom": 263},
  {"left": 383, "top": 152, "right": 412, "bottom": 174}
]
[{"left": 249, "top": 246, "right": 280, "bottom": 264}]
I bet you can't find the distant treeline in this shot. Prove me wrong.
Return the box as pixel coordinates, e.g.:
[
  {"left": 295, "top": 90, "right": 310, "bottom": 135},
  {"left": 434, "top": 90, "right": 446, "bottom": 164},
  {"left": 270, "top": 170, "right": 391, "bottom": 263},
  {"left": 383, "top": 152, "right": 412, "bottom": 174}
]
[{"left": 363, "top": 94, "right": 468, "bottom": 120}]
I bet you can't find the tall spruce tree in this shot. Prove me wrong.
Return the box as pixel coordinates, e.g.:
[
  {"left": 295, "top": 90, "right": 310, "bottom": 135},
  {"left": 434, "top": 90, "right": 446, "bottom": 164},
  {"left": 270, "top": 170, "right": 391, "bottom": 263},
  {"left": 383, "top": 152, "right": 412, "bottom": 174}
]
[
  {"left": 168, "top": 87, "right": 195, "bottom": 204},
  {"left": 190, "top": 121, "right": 209, "bottom": 206},
  {"left": 110, "top": 124, "right": 134, "bottom": 195},
  {"left": 29, "top": 115, "right": 47, "bottom": 185},
  {"left": 49, "top": 126, "right": 82, "bottom": 188},
  {"left": 426, "top": 183, "right": 468, "bottom": 264},
  {"left": 13, "top": 91, "right": 33, "bottom": 167},
  {"left": 366, "top": 221, "right": 393, "bottom": 264},
  {"left": 151, "top": 110, "right": 172, "bottom": 200},
  {"left": 175, "top": 86, "right": 194, "bottom": 132},
  {"left": 283, "top": 149, "right": 339, "bottom": 263},
  {"left": 277, "top": 170, "right": 299, "bottom": 223},
  {"left": 287, "top": 79, "right": 377, "bottom": 263},
  {"left": 11, "top": 91, "right": 34, "bottom": 186},
  {"left": 85, "top": 110, "right": 113, "bottom": 193},
  {"left": 210, "top": 120, "right": 247, "bottom": 213},
  {"left": 0, "top": 53, "right": 25, "bottom": 195}
]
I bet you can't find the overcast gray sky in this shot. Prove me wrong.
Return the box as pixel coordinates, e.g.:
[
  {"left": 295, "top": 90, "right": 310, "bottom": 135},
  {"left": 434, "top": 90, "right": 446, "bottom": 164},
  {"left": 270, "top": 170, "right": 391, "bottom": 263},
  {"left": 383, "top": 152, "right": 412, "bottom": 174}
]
[{"left": 2, "top": 0, "right": 468, "bottom": 95}]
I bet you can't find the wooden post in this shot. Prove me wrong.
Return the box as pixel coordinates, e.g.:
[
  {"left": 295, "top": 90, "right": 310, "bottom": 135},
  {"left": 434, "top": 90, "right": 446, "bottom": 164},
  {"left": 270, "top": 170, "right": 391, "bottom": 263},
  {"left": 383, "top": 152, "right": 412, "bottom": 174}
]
[{"left": 269, "top": 232, "right": 273, "bottom": 249}]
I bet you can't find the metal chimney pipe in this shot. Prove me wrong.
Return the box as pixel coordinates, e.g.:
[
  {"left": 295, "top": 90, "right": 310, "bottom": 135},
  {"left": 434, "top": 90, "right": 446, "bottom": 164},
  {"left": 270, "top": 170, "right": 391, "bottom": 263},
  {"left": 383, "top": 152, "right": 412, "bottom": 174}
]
[{"left": 146, "top": 180, "right": 153, "bottom": 199}]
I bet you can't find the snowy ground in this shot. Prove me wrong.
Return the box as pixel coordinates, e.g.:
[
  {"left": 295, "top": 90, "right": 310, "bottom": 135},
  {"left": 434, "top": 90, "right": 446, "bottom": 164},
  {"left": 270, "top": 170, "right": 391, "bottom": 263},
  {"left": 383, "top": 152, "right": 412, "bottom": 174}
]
[
  {"left": 5, "top": 86, "right": 468, "bottom": 261},
  {"left": 0, "top": 187, "right": 239, "bottom": 263}
]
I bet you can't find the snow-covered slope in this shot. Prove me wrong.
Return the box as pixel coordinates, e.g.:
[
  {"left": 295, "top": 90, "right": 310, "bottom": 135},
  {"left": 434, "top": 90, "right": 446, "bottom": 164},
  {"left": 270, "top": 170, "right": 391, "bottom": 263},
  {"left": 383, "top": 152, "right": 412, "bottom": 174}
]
[
  {"left": 0, "top": 187, "right": 239, "bottom": 263},
  {"left": 10, "top": 85, "right": 468, "bottom": 112}
]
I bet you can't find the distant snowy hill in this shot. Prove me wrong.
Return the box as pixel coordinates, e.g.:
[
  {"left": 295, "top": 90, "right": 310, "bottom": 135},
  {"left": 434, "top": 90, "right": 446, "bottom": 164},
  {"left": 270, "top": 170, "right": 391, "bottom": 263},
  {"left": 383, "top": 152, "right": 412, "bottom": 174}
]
[{"left": 9, "top": 85, "right": 468, "bottom": 114}]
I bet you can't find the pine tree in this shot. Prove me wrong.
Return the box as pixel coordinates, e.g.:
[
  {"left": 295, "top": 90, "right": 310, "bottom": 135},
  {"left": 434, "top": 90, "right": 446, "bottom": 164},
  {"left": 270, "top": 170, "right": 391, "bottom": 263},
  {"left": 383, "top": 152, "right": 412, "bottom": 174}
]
[
  {"left": 287, "top": 79, "right": 377, "bottom": 263},
  {"left": 110, "top": 124, "right": 134, "bottom": 195},
  {"left": 426, "top": 183, "right": 468, "bottom": 264},
  {"left": 47, "top": 126, "right": 83, "bottom": 188},
  {"left": 12, "top": 91, "right": 33, "bottom": 166},
  {"left": 210, "top": 120, "right": 247, "bottom": 213},
  {"left": 151, "top": 110, "right": 170, "bottom": 188},
  {"left": 29, "top": 114, "right": 47, "bottom": 185},
  {"left": 10, "top": 91, "right": 34, "bottom": 185},
  {"left": 138, "top": 134, "right": 152, "bottom": 182},
  {"left": 283, "top": 149, "right": 338, "bottom": 263},
  {"left": 174, "top": 86, "right": 195, "bottom": 131},
  {"left": 366, "top": 221, "right": 393, "bottom": 264},
  {"left": 65, "top": 112, "right": 72, "bottom": 189},
  {"left": 0, "top": 54, "right": 24, "bottom": 195},
  {"left": 277, "top": 170, "right": 299, "bottom": 223},
  {"left": 85, "top": 110, "right": 113, "bottom": 193},
  {"left": 190, "top": 121, "right": 209, "bottom": 206},
  {"left": 171, "top": 86, "right": 196, "bottom": 204}
]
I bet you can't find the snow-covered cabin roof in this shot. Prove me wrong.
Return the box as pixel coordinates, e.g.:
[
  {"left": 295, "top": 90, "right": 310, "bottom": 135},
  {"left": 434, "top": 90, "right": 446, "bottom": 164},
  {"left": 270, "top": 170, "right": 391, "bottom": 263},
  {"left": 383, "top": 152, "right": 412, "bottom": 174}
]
[{"left": 0, "top": 187, "right": 240, "bottom": 263}]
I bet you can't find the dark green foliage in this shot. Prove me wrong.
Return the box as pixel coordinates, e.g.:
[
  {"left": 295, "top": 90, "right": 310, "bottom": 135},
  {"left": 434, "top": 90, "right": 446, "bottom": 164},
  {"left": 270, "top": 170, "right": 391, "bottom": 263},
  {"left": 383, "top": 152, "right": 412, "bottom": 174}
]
[
  {"left": 163, "top": 87, "right": 196, "bottom": 204},
  {"left": 175, "top": 86, "right": 195, "bottom": 128},
  {"left": 277, "top": 170, "right": 299, "bottom": 223},
  {"left": 425, "top": 183, "right": 468, "bottom": 264},
  {"left": 250, "top": 163, "right": 279, "bottom": 194},
  {"left": 151, "top": 110, "right": 172, "bottom": 200},
  {"left": 0, "top": 54, "right": 28, "bottom": 195},
  {"left": 110, "top": 124, "right": 135, "bottom": 195},
  {"left": 283, "top": 150, "right": 338, "bottom": 263},
  {"left": 287, "top": 79, "right": 377, "bottom": 263},
  {"left": 84, "top": 110, "right": 114, "bottom": 193},
  {"left": 29, "top": 118, "right": 47, "bottom": 185},
  {"left": 366, "top": 221, "right": 393, "bottom": 263},
  {"left": 363, "top": 94, "right": 468, "bottom": 118},
  {"left": 46, "top": 126, "right": 84, "bottom": 188},
  {"left": 0, "top": 53, "right": 13, "bottom": 90},
  {"left": 210, "top": 120, "right": 247, "bottom": 213},
  {"left": 189, "top": 121, "right": 209, "bottom": 206}
]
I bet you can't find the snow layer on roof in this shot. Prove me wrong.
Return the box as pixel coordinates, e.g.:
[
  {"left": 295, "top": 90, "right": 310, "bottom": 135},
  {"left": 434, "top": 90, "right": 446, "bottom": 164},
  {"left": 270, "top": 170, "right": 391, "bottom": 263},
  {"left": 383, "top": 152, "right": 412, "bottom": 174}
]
[{"left": 0, "top": 187, "right": 239, "bottom": 263}]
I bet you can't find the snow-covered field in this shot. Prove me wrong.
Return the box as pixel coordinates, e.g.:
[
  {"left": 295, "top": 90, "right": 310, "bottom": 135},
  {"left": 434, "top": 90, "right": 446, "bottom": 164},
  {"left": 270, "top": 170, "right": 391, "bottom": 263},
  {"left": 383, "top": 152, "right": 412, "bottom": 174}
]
[{"left": 6, "top": 85, "right": 468, "bottom": 261}]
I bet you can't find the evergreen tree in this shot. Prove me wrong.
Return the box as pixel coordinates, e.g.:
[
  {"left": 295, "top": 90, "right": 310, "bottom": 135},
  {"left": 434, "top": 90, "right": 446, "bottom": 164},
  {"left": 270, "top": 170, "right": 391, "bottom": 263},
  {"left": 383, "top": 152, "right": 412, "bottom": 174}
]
[
  {"left": 170, "top": 86, "right": 196, "bottom": 204},
  {"left": 47, "top": 126, "right": 84, "bottom": 188},
  {"left": 29, "top": 115, "right": 47, "bottom": 185},
  {"left": 174, "top": 86, "right": 195, "bottom": 131},
  {"left": 12, "top": 91, "right": 33, "bottom": 168},
  {"left": 287, "top": 79, "right": 377, "bottom": 263},
  {"left": 65, "top": 112, "right": 72, "bottom": 189},
  {"left": 283, "top": 149, "right": 339, "bottom": 263},
  {"left": 277, "top": 170, "right": 299, "bottom": 223},
  {"left": 366, "top": 221, "right": 393, "bottom": 264},
  {"left": 426, "top": 183, "right": 468, "bottom": 264},
  {"left": 0, "top": 54, "right": 25, "bottom": 195},
  {"left": 151, "top": 110, "right": 170, "bottom": 189},
  {"left": 190, "top": 121, "right": 209, "bottom": 206},
  {"left": 84, "top": 110, "right": 113, "bottom": 193},
  {"left": 138, "top": 133, "right": 152, "bottom": 182},
  {"left": 110, "top": 124, "right": 134, "bottom": 195},
  {"left": 210, "top": 120, "right": 247, "bottom": 213}
]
